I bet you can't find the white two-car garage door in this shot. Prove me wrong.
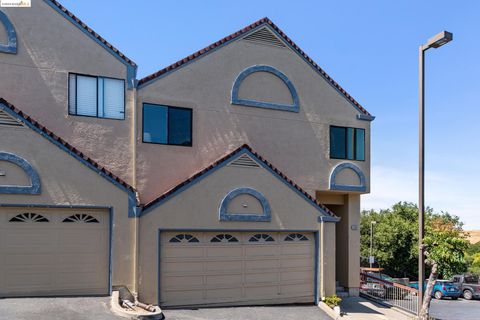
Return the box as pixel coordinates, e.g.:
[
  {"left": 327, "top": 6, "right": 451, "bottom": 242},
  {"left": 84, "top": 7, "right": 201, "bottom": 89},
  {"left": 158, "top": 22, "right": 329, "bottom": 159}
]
[
  {"left": 160, "top": 231, "right": 315, "bottom": 307},
  {"left": 0, "top": 207, "right": 110, "bottom": 297}
]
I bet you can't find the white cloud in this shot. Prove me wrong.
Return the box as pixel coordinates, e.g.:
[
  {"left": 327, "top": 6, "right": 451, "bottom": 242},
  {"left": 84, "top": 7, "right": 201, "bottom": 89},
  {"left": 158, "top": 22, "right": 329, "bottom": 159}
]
[{"left": 362, "top": 165, "right": 480, "bottom": 230}]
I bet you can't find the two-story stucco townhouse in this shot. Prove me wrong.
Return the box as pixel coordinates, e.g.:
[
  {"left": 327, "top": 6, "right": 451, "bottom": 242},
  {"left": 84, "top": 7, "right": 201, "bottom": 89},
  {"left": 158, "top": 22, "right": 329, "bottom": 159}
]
[{"left": 0, "top": 0, "right": 374, "bottom": 307}]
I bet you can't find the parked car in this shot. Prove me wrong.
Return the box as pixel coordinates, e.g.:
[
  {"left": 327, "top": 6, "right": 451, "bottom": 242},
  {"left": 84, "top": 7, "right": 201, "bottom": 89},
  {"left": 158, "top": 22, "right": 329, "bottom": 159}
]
[
  {"left": 410, "top": 280, "right": 461, "bottom": 300},
  {"left": 362, "top": 272, "right": 409, "bottom": 299},
  {"left": 452, "top": 274, "right": 480, "bottom": 300}
]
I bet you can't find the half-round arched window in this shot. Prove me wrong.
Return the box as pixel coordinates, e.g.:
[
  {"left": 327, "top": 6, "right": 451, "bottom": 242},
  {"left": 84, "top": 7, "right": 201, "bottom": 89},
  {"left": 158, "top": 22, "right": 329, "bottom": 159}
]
[
  {"left": 63, "top": 214, "right": 99, "bottom": 223},
  {"left": 0, "top": 152, "right": 40, "bottom": 194},
  {"left": 169, "top": 234, "right": 200, "bottom": 243},
  {"left": 231, "top": 65, "right": 299, "bottom": 112},
  {"left": 9, "top": 213, "right": 48, "bottom": 222},
  {"left": 0, "top": 10, "right": 17, "bottom": 54},
  {"left": 219, "top": 187, "right": 271, "bottom": 222},
  {"left": 330, "top": 162, "right": 366, "bottom": 192},
  {"left": 211, "top": 234, "right": 239, "bottom": 243},
  {"left": 249, "top": 234, "right": 274, "bottom": 242},
  {"left": 284, "top": 233, "right": 309, "bottom": 241}
]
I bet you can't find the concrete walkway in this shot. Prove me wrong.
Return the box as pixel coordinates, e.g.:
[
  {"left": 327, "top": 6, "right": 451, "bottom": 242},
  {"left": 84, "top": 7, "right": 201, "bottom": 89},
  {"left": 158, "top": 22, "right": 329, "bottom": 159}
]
[{"left": 339, "top": 297, "right": 412, "bottom": 320}]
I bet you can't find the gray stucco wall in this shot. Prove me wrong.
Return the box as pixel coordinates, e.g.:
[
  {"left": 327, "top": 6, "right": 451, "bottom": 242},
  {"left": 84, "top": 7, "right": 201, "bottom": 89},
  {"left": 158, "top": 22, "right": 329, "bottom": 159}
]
[
  {"left": 0, "top": 1, "right": 135, "bottom": 184},
  {"left": 137, "top": 161, "right": 328, "bottom": 304},
  {"left": 137, "top": 34, "right": 371, "bottom": 204},
  {"left": 0, "top": 124, "right": 136, "bottom": 291}
]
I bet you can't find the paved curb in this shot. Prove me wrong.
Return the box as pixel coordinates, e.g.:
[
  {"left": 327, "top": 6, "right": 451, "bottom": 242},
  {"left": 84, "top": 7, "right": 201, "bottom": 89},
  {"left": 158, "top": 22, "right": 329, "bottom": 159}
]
[{"left": 317, "top": 302, "right": 340, "bottom": 320}]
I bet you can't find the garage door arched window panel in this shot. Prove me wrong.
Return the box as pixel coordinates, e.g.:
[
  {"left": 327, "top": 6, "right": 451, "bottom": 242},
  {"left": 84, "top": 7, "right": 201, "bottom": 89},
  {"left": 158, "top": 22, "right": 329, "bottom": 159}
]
[
  {"left": 169, "top": 234, "right": 199, "bottom": 243},
  {"left": 249, "top": 233, "right": 275, "bottom": 242},
  {"left": 285, "top": 233, "right": 309, "bottom": 242},
  {"left": 210, "top": 234, "right": 239, "bottom": 243},
  {"left": 219, "top": 187, "right": 271, "bottom": 222},
  {"left": 63, "top": 213, "right": 99, "bottom": 223},
  {"left": 9, "top": 213, "right": 49, "bottom": 223}
]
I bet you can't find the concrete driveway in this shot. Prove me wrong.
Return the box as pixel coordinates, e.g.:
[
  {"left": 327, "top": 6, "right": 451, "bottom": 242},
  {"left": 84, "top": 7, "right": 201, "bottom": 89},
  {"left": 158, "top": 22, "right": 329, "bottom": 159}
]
[
  {"left": 0, "top": 297, "right": 123, "bottom": 320},
  {"left": 163, "top": 305, "right": 331, "bottom": 320}
]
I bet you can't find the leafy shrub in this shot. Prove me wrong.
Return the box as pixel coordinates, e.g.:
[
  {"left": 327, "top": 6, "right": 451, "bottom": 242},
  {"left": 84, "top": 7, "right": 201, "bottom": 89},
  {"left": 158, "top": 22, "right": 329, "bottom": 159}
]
[{"left": 324, "top": 294, "right": 342, "bottom": 308}]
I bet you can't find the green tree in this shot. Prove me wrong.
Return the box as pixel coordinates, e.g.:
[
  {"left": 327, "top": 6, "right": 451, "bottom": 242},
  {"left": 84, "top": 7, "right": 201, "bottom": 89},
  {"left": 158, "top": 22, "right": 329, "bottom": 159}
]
[
  {"left": 361, "top": 202, "right": 469, "bottom": 319},
  {"left": 360, "top": 202, "right": 419, "bottom": 278},
  {"left": 361, "top": 203, "right": 468, "bottom": 279},
  {"left": 465, "top": 241, "right": 480, "bottom": 273},
  {"left": 466, "top": 241, "right": 480, "bottom": 255},
  {"left": 419, "top": 214, "right": 469, "bottom": 319}
]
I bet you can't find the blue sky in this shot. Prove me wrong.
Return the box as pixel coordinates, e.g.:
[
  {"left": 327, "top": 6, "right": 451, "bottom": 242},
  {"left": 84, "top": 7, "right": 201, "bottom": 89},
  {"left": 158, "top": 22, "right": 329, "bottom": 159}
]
[{"left": 62, "top": 0, "right": 480, "bottom": 229}]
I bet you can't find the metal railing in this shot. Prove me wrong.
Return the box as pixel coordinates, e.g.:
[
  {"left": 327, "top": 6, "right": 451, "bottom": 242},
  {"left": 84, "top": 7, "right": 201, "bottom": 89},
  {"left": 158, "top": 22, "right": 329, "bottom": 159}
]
[{"left": 360, "top": 272, "right": 419, "bottom": 315}]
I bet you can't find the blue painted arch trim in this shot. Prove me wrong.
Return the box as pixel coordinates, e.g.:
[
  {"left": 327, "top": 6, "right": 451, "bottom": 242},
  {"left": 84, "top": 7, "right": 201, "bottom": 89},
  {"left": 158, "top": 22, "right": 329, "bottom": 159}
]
[
  {"left": 0, "top": 152, "right": 40, "bottom": 194},
  {"left": 231, "top": 65, "right": 299, "bottom": 112},
  {"left": 219, "top": 187, "right": 271, "bottom": 222},
  {"left": 0, "top": 10, "right": 17, "bottom": 54},
  {"left": 330, "top": 162, "right": 367, "bottom": 192}
]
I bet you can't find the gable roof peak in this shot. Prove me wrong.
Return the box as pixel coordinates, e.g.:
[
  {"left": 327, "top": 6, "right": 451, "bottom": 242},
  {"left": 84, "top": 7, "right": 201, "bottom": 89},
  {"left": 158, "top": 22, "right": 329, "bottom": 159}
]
[
  {"left": 0, "top": 97, "right": 137, "bottom": 197},
  {"left": 137, "top": 17, "right": 372, "bottom": 119},
  {"left": 141, "top": 143, "right": 338, "bottom": 221},
  {"left": 44, "top": 0, "right": 136, "bottom": 67}
]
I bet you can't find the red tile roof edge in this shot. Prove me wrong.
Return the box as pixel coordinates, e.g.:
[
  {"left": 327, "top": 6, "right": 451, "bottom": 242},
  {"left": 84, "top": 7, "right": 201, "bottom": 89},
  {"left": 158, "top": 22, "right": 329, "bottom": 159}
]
[
  {"left": 0, "top": 98, "right": 137, "bottom": 195},
  {"left": 47, "top": 0, "right": 136, "bottom": 67},
  {"left": 142, "top": 144, "right": 338, "bottom": 218},
  {"left": 137, "top": 17, "right": 370, "bottom": 116}
]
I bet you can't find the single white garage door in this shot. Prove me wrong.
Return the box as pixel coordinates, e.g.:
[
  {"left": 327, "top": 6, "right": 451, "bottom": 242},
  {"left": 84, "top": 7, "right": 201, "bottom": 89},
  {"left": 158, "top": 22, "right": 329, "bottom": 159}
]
[
  {"left": 160, "top": 231, "right": 315, "bottom": 307},
  {"left": 0, "top": 207, "right": 110, "bottom": 297}
]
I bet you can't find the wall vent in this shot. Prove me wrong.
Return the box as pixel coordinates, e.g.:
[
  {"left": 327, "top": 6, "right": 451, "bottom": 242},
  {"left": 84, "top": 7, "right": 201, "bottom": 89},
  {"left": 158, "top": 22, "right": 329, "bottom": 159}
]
[
  {"left": 0, "top": 109, "right": 23, "bottom": 127},
  {"left": 228, "top": 154, "right": 260, "bottom": 168},
  {"left": 242, "top": 27, "right": 286, "bottom": 48}
]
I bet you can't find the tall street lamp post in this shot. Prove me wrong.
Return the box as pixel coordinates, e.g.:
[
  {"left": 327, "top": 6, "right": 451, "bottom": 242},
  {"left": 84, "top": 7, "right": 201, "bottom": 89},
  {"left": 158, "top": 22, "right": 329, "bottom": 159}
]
[
  {"left": 418, "top": 30, "right": 452, "bottom": 316},
  {"left": 370, "top": 221, "right": 377, "bottom": 268}
]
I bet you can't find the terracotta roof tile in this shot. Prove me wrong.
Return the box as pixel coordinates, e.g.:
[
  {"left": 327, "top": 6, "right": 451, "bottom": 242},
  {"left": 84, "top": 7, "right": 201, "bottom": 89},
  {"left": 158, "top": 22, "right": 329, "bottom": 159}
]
[
  {"left": 137, "top": 17, "right": 369, "bottom": 116},
  {"left": 142, "top": 144, "right": 337, "bottom": 218},
  {"left": 0, "top": 98, "right": 136, "bottom": 195},
  {"left": 47, "top": 0, "right": 136, "bottom": 67}
]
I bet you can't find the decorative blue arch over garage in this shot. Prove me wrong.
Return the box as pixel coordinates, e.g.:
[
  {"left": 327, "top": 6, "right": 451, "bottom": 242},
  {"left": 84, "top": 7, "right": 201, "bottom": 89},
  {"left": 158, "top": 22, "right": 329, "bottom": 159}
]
[
  {"left": 330, "top": 162, "right": 366, "bottom": 192},
  {"left": 231, "top": 65, "right": 299, "bottom": 112},
  {"left": 219, "top": 187, "right": 271, "bottom": 222},
  {"left": 0, "top": 151, "right": 41, "bottom": 194},
  {"left": 0, "top": 10, "right": 17, "bottom": 54}
]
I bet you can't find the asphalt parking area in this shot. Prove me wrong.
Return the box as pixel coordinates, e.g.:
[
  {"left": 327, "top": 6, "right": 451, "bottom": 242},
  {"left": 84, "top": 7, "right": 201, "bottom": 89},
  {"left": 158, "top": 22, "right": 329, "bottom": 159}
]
[
  {"left": 0, "top": 298, "right": 331, "bottom": 320},
  {"left": 0, "top": 296, "right": 123, "bottom": 320},
  {"left": 430, "top": 298, "right": 479, "bottom": 320},
  {"left": 162, "top": 305, "right": 331, "bottom": 320}
]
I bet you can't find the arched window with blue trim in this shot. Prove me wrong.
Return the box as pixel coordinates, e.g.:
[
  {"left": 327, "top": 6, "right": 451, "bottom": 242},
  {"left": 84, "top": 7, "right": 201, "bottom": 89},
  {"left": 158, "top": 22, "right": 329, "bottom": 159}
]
[
  {"left": 0, "top": 10, "right": 17, "bottom": 54},
  {"left": 231, "top": 65, "right": 299, "bottom": 112},
  {"left": 219, "top": 187, "right": 271, "bottom": 222}
]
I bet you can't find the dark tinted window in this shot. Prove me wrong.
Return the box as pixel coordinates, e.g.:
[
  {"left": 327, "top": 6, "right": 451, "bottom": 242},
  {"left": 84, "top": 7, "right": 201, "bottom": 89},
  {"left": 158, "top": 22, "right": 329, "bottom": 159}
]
[
  {"left": 330, "top": 126, "right": 365, "bottom": 161},
  {"left": 356, "top": 129, "right": 365, "bottom": 161},
  {"left": 330, "top": 126, "right": 346, "bottom": 159},
  {"left": 143, "top": 103, "right": 192, "bottom": 146},
  {"left": 168, "top": 107, "right": 192, "bottom": 146},
  {"left": 143, "top": 104, "right": 168, "bottom": 144}
]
